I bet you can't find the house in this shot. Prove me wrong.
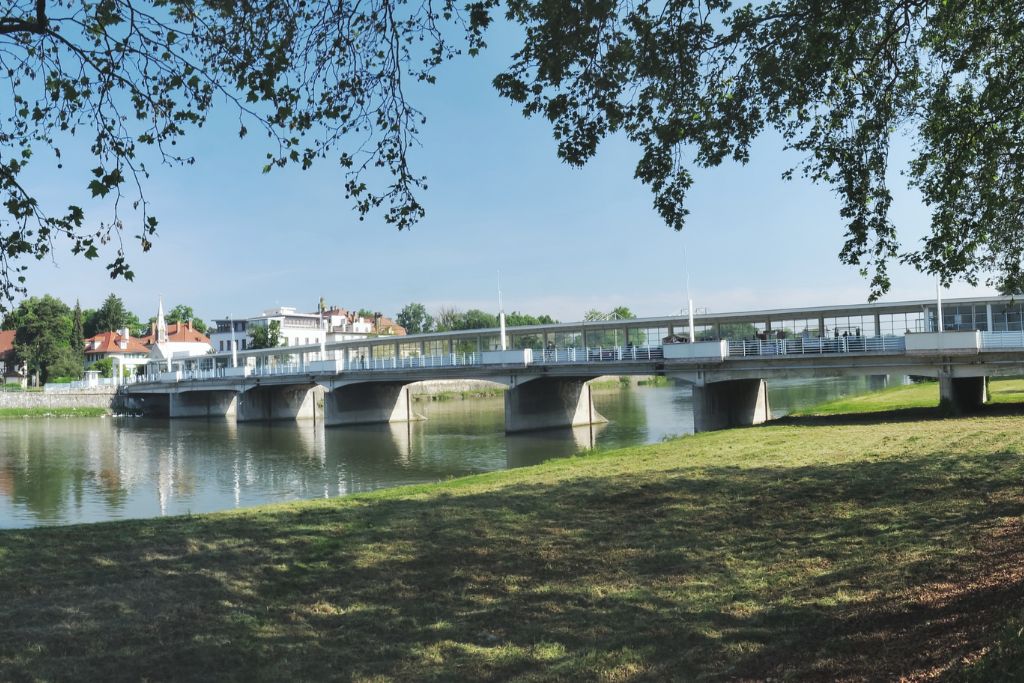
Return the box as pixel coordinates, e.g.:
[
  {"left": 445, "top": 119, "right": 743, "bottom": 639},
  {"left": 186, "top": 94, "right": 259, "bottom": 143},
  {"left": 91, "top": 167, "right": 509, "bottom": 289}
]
[
  {"left": 141, "top": 300, "right": 214, "bottom": 371},
  {"left": 208, "top": 303, "right": 407, "bottom": 355},
  {"left": 322, "top": 307, "right": 407, "bottom": 341},
  {"left": 210, "top": 306, "right": 327, "bottom": 354},
  {"left": 83, "top": 329, "right": 151, "bottom": 374},
  {"left": 0, "top": 330, "right": 27, "bottom": 388}
]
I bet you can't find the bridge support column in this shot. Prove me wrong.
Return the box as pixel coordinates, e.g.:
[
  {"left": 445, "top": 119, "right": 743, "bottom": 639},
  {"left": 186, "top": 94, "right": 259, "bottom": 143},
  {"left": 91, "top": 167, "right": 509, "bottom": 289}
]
[
  {"left": 692, "top": 379, "right": 771, "bottom": 433},
  {"left": 868, "top": 374, "right": 889, "bottom": 391},
  {"left": 939, "top": 375, "right": 987, "bottom": 414},
  {"left": 169, "top": 390, "right": 237, "bottom": 419},
  {"left": 237, "top": 385, "right": 319, "bottom": 422},
  {"left": 324, "top": 382, "right": 414, "bottom": 426},
  {"left": 504, "top": 377, "right": 606, "bottom": 433}
]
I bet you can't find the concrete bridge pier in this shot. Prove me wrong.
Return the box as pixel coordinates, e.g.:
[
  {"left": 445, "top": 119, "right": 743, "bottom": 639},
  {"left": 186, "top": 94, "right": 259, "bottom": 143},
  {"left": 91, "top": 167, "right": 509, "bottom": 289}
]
[
  {"left": 236, "top": 385, "right": 319, "bottom": 422},
  {"left": 322, "top": 381, "right": 415, "bottom": 427},
  {"left": 868, "top": 374, "right": 889, "bottom": 391},
  {"left": 691, "top": 378, "right": 772, "bottom": 433},
  {"left": 939, "top": 374, "right": 988, "bottom": 414},
  {"left": 503, "top": 377, "right": 606, "bottom": 433},
  {"left": 169, "top": 390, "right": 238, "bottom": 419}
]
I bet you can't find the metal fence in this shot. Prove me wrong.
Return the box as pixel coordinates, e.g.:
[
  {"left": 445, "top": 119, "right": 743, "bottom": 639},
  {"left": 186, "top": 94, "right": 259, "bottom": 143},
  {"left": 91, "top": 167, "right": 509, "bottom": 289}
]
[
  {"left": 980, "top": 331, "right": 1024, "bottom": 349},
  {"left": 726, "top": 335, "right": 906, "bottom": 357}
]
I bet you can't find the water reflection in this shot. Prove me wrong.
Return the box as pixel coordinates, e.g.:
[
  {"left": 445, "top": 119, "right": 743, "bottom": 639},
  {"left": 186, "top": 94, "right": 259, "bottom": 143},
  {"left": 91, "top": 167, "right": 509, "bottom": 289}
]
[{"left": 0, "top": 376, "right": 886, "bottom": 528}]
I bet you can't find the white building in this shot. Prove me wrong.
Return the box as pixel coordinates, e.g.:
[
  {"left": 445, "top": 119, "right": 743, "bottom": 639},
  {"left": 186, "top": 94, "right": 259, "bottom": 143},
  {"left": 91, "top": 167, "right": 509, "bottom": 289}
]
[
  {"left": 210, "top": 307, "right": 328, "bottom": 353},
  {"left": 208, "top": 305, "right": 406, "bottom": 355},
  {"left": 142, "top": 299, "right": 214, "bottom": 370}
]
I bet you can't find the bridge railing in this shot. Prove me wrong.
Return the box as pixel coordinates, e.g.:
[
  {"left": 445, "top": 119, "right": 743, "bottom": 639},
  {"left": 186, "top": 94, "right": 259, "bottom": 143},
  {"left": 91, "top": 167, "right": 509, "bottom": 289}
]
[
  {"left": 726, "top": 335, "right": 906, "bottom": 357},
  {"left": 348, "top": 353, "right": 482, "bottom": 371},
  {"left": 529, "top": 346, "right": 665, "bottom": 364},
  {"left": 980, "top": 331, "right": 1024, "bottom": 349}
]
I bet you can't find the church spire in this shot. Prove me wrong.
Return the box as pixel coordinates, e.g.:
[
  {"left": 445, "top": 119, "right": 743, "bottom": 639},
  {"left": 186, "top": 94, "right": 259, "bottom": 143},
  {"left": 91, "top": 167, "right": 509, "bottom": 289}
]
[{"left": 157, "top": 296, "right": 168, "bottom": 344}]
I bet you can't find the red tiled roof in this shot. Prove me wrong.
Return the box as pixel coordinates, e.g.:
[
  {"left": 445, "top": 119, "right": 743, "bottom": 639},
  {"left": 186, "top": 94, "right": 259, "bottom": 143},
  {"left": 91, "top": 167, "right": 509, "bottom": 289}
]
[
  {"left": 0, "top": 330, "right": 13, "bottom": 359},
  {"left": 83, "top": 331, "right": 149, "bottom": 355},
  {"left": 139, "top": 322, "right": 210, "bottom": 346}
]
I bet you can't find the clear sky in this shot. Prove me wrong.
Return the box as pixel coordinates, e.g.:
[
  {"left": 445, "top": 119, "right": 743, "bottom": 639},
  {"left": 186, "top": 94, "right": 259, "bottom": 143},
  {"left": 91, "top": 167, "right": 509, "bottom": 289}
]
[{"left": 17, "top": 21, "right": 992, "bottom": 324}]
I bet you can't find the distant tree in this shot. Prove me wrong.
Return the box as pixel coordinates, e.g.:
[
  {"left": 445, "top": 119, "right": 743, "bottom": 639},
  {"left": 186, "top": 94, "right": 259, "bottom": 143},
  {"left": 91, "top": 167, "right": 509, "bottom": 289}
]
[
  {"left": 249, "top": 320, "right": 282, "bottom": 350},
  {"left": 434, "top": 306, "right": 464, "bottom": 332},
  {"left": 71, "top": 300, "right": 84, "bottom": 348},
  {"left": 47, "top": 346, "right": 85, "bottom": 382},
  {"left": 459, "top": 309, "right": 498, "bottom": 330},
  {"left": 585, "top": 307, "right": 636, "bottom": 322},
  {"left": 88, "top": 357, "right": 114, "bottom": 379},
  {"left": 356, "top": 308, "right": 376, "bottom": 319},
  {"left": 86, "top": 294, "right": 143, "bottom": 337},
  {"left": 397, "top": 303, "right": 434, "bottom": 334},
  {"left": 505, "top": 312, "right": 558, "bottom": 327},
  {"left": 7, "top": 295, "right": 75, "bottom": 384}
]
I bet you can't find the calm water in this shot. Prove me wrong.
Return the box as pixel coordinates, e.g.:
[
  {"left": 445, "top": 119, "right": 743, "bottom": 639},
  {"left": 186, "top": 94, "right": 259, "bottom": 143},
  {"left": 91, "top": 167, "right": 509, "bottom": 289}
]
[{"left": 0, "top": 377, "right": 882, "bottom": 528}]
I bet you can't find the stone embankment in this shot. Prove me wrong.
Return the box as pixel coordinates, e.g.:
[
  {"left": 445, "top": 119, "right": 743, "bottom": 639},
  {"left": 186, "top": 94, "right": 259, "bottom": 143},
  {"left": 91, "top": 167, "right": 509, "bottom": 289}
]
[{"left": 0, "top": 388, "right": 117, "bottom": 411}]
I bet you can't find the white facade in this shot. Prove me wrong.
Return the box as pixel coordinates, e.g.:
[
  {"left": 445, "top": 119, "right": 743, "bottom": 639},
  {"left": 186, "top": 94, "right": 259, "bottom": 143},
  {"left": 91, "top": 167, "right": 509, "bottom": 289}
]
[{"left": 210, "top": 307, "right": 328, "bottom": 353}]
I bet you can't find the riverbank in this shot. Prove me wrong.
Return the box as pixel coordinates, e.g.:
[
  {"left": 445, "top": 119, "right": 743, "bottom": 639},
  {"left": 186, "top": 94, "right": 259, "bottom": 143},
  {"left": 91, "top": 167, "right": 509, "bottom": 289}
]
[
  {"left": 0, "top": 407, "right": 109, "bottom": 418},
  {"left": 791, "top": 377, "right": 1024, "bottom": 416},
  {"left": 3, "top": 406, "right": 1024, "bottom": 679}
]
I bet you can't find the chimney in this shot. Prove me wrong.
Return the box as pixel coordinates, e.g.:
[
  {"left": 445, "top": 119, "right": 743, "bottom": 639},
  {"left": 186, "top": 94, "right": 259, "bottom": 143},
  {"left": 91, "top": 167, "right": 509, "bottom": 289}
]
[{"left": 151, "top": 321, "right": 156, "bottom": 338}]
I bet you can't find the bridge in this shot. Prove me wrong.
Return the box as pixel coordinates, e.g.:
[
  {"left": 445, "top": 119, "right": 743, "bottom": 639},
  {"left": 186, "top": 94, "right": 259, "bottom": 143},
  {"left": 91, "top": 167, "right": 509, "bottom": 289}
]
[{"left": 123, "top": 294, "right": 1024, "bottom": 432}]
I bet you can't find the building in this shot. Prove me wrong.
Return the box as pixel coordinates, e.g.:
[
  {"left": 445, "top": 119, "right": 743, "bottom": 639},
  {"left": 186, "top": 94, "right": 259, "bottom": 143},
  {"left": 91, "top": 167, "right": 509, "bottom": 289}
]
[
  {"left": 0, "top": 330, "right": 27, "bottom": 387},
  {"left": 210, "top": 307, "right": 326, "bottom": 354},
  {"left": 209, "top": 304, "right": 405, "bottom": 353},
  {"left": 142, "top": 300, "right": 214, "bottom": 371},
  {"left": 322, "top": 307, "right": 407, "bottom": 341},
  {"left": 83, "top": 329, "right": 151, "bottom": 374}
]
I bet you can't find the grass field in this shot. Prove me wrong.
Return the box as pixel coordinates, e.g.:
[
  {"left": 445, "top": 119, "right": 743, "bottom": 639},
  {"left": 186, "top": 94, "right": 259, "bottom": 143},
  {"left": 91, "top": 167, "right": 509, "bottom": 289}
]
[
  {"left": 791, "top": 377, "right": 1024, "bottom": 417},
  {"left": 3, "top": 405, "right": 1024, "bottom": 679},
  {"left": 0, "top": 406, "right": 108, "bottom": 419}
]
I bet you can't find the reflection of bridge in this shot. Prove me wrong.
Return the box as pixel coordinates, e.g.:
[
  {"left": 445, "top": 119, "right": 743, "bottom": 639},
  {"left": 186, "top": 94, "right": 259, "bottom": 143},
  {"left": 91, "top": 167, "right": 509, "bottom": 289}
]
[{"left": 124, "top": 295, "right": 1024, "bottom": 432}]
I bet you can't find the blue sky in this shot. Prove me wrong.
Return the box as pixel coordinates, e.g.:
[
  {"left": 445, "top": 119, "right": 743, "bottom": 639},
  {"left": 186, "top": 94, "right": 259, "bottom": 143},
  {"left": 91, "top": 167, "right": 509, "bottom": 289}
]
[{"left": 19, "top": 21, "right": 992, "bottom": 324}]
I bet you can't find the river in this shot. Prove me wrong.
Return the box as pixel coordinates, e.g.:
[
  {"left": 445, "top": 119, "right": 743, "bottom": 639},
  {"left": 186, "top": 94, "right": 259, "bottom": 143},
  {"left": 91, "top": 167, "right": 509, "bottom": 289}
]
[{"left": 0, "top": 377, "right": 885, "bottom": 528}]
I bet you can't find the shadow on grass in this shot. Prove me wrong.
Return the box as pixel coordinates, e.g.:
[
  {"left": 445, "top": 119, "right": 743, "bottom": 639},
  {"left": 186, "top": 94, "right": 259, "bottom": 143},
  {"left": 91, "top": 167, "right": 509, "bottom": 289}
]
[
  {"left": 778, "top": 399, "right": 1024, "bottom": 428},
  {"left": 2, "top": 451, "right": 1024, "bottom": 680}
]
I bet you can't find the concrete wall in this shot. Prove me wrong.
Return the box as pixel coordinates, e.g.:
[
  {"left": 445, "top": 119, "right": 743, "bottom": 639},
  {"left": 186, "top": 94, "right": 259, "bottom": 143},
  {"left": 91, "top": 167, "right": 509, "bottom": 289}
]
[
  {"left": 0, "top": 388, "right": 115, "bottom": 411},
  {"left": 504, "top": 377, "right": 606, "bottom": 433},
  {"left": 692, "top": 379, "right": 771, "bottom": 433},
  {"left": 237, "top": 385, "right": 319, "bottom": 422},
  {"left": 324, "top": 382, "right": 413, "bottom": 426},
  {"left": 169, "top": 390, "right": 238, "bottom": 419},
  {"left": 939, "top": 375, "right": 988, "bottom": 414}
]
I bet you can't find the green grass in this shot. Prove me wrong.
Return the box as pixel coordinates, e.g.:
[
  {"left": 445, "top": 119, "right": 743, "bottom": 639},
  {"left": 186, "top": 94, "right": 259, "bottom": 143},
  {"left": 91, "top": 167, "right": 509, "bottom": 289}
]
[
  {"left": 0, "top": 406, "right": 108, "bottom": 419},
  {"left": 791, "top": 377, "right": 1024, "bottom": 416},
  {"left": 4, "top": 411, "right": 1024, "bottom": 680}
]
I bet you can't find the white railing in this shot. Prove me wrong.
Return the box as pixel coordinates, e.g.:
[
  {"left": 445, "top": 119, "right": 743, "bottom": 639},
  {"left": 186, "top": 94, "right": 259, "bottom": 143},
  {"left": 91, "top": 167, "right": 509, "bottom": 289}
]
[
  {"left": 44, "top": 375, "right": 144, "bottom": 392},
  {"left": 137, "top": 336, "right": 924, "bottom": 384},
  {"left": 980, "top": 331, "right": 1024, "bottom": 349},
  {"left": 530, "top": 346, "right": 665, "bottom": 364},
  {"left": 349, "top": 353, "right": 481, "bottom": 371},
  {"left": 725, "top": 335, "right": 906, "bottom": 357}
]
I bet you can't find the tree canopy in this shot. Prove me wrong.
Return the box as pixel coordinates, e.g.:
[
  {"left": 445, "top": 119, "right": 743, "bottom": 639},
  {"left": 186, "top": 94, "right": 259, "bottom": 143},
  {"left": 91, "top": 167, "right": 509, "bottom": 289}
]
[
  {"left": 1, "top": 1, "right": 1022, "bottom": 303},
  {"left": 3, "top": 295, "right": 80, "bottom": 383},
  {"left": 249, "top": 320, "right": 281, "bottom": 349},
  {"left": 85, "top": 294, "right": 142, "bottom": 337},
  {"left": 396, "top": 302, "right": 433, "bottom": 334}
]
